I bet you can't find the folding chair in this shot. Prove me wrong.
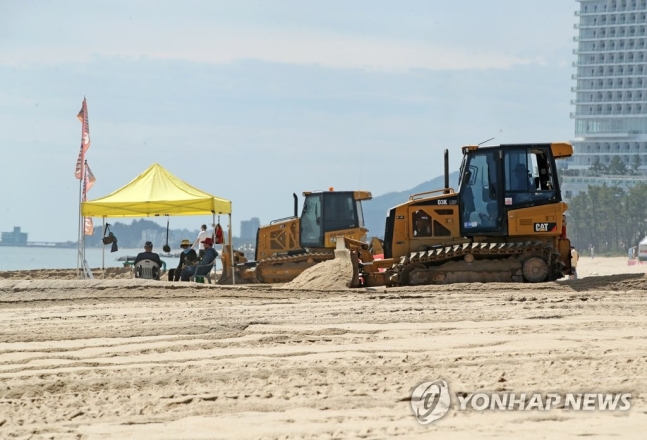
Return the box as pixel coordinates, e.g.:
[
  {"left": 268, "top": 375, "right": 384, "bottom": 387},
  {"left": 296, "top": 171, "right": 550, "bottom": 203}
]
[{"left": 135, "top": 259, "right": 160, "bottom": 280}]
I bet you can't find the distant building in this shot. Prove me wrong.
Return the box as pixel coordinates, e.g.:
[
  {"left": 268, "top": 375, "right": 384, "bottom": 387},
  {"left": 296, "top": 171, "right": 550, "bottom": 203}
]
[
  {"left": 0, "top": 226, "right": 28, "bottom": 246},
  {"left": 561, "top": 174, "right": 647, "bottom": 198},
  {"left": 240, "top": 217, "right": 260, "bottom": 240},
  {"left": 571, "top": 0, "right": 647, "bottom": 170},
  {"left": 566, "top": 0, "right": 647, "bottom": 195}
]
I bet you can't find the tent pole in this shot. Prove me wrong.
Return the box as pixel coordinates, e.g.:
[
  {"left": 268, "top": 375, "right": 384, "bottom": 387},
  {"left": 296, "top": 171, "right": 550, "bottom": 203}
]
[
  {"left": 212, "top": 212, "right": 216, "bottom": 241},
  {"left": 102, "top": 217, "right": 105, "bottom": 277},
  {"left": 229, "top": 212, "right": 235, "bottom": 285},
  {"left": 82, "top": 220, "right": 86, "bottom": 277}
]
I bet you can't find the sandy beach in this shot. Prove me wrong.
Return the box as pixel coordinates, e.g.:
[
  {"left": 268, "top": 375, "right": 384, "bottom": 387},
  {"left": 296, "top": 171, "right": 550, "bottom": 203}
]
[{"left": 1, "top": 256, "right": 646, "bottom": 439}]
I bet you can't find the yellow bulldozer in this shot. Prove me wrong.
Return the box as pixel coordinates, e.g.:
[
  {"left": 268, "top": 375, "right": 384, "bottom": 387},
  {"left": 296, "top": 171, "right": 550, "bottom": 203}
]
[
  {"left": 343, "top": 142, "right": 574, "bottom": 287},
  {"left": 218, "top": 189, "right": 375, "bottom": 284}
]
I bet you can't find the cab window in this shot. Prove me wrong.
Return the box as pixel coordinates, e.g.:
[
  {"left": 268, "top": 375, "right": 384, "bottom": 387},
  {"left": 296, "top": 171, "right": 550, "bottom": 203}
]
[
  {"left": 459, "top": 151, "right": 500, "bottom": 231},
  {"left": 323, "top": 193, "right": 358, "bottom": 231},
  {"left": 300, "top": 194, "right": 323, "bottom": 247},
  {"left": 504, "top": 148, "right": 557, "bottom": 206},
  {"left": 412, "top": 210, "right": 432, "bottom": 237}
]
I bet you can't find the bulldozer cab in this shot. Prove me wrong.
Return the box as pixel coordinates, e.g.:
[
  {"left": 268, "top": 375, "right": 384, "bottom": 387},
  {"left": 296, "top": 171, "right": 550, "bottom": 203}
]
[
  {"left": 300, "top": 191, "right": 368, "bottom": 248},
  {"left": 458, "top": 143, "right": 564, "bottom": 237}
]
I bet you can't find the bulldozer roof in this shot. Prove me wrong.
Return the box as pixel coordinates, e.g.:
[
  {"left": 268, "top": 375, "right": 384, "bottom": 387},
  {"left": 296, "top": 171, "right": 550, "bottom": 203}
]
[
  {"left": 461, "top": 142, "right": 573, "bottom": 159},
  {"left": 302, "top": 190, "right": 372, "bottom": 200}
]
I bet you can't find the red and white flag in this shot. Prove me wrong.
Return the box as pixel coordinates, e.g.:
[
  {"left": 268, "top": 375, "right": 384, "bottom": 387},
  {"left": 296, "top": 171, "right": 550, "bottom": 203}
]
[
  {"left": 83, "top": 161, "right": 95, "bottom": 235},
  {"left": 84, "top": 217, "right": 94, "bottom": 236},
  {"left": 74, "top": 98, "right": 91, "bottom": 179},
  {"left": 84, "top": 162, "right": 96, "bottom": 193}
]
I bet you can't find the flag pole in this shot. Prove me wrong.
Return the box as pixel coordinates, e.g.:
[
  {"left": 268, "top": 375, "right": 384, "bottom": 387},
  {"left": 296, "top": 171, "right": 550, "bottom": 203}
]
[
  {"left": 81, "top": 159, "right": 87, "bottom": 278},
  {"left": 75, "top": 97, "right": 89, "bottom": 278},
  {"left": 77, "top": 175, "right": 83, "bottom": 276},
  {"left": 81, "top": 160, "right": 87, "bottom": 268}
]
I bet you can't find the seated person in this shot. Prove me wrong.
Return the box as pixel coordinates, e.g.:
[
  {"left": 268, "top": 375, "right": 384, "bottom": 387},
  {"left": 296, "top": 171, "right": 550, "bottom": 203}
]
[
  {"left": 181, "top": 237, "right": 218, "bottom": 281},
  {"left": 168, "top": 239, "right": 198, "bottom": 282},
  {"left": 510, "top": 164, "right": 534, "bottom": 191},
  {"left": 478, "top": 201, "right": 498, "bottom": 227},
  {"left": 134, "top": 241, "right": 162, "bottom": 267}
]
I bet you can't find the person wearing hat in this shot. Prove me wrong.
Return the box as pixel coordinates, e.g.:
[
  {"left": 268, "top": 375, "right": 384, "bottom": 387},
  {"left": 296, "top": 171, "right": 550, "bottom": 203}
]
[
  {"left": 134, "top": 241, "right": 162, "bottom": 267},
  {"left": 181, "top": 236, "right": 218, "bottom": 281},
  {"left": 168, "top": 239, "right": 198, "bottom": 282},
  {"left": 511, "top": 163, "right": 533, "bottom": 191}
]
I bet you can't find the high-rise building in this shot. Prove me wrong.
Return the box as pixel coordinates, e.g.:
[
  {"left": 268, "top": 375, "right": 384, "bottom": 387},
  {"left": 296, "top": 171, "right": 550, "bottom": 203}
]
[
  {"left": 570, "top": 0, "right": 647, "bottom": 175},
  {"left": 240, "top": 217, "right": 261, "bottom": 240}
]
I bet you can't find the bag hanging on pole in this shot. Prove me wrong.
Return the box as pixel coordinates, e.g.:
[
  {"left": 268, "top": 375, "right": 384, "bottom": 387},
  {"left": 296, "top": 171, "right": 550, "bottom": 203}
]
[
  {"left": 101, "top": 223, "right": 117, "bottom": 248},
  {"left": 101, "top": 223, "right": 115, "bottom": 244},
  {"left": 214, "top": 223, "right": 224, "bottom": 244}
]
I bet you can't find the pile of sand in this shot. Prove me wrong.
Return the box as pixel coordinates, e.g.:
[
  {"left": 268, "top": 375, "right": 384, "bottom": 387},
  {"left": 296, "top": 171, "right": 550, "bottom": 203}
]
[{"left": 280, "top": 256, "right": 353, "bottom": 290}]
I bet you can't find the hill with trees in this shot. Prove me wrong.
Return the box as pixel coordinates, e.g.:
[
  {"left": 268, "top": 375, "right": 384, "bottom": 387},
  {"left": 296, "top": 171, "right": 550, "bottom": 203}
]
[{"left": 567, "top": 183, "right": 647, "bottom": 255}]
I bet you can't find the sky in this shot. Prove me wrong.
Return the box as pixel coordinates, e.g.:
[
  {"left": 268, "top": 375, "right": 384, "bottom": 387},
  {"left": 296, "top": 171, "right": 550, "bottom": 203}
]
[{"left": 0, "top": 0, "right": 578, "bottom": 242}]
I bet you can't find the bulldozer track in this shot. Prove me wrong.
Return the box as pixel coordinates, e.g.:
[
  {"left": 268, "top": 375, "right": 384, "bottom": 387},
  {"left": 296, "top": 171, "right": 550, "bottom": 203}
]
[
  {"left": 386, "top": 241, "right": 563, "bottom": 286},
  {"left": 255, "top": 252, "right": 335, "bottom": 283}
]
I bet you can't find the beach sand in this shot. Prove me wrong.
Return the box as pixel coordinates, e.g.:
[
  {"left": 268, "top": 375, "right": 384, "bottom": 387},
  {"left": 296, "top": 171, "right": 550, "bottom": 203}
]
[{"left": 1, "top": 256, "right": 646, "bottom": 438}]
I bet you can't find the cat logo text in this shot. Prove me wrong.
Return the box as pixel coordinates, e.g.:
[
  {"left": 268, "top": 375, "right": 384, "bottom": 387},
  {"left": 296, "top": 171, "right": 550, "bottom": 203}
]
[{"left": 534, "top": 222, "right": 557, "bottom": 232}]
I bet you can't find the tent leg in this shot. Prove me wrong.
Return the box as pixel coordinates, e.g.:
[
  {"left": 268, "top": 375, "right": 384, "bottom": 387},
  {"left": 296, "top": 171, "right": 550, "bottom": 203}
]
[
  {"left": 212, "top": 212, "right": 216, "bottom": 282},
  {"left": 102, "top": 217, "right": 105, "bottom": 278},
  {"left": 229, "top": 213, "right": 235, "bottom": 285}
]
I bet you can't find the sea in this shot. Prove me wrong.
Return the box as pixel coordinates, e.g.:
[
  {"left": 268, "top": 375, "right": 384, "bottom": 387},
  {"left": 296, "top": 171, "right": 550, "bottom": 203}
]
[{"left": 0, "top": 246, "right": 223, "bottom": 272}]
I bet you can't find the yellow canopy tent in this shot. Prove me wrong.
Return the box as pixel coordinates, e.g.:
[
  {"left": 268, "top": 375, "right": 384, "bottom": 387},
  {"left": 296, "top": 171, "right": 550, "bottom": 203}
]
[
  {"left": 81, "top": 163, "right": 234, "bottom": 283},
  {"left": 82, "top": 163, "right": 230, "bottom": 217}
]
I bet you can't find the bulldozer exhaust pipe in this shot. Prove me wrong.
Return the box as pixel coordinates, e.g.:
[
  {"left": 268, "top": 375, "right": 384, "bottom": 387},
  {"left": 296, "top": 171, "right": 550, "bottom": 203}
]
[
  {"left": 293, "top": 193, "right": 298, "bottom": 217},
  {"left": 444, "top": 149, "right": 449, "bottom": 193}
]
